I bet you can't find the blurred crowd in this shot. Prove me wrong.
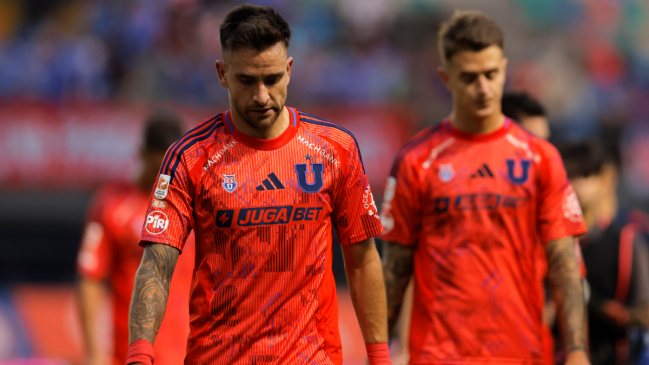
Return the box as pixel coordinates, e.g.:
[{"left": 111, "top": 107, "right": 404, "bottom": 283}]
[{"left": 2, "top": 0, "right": 649, "bottom": 136}]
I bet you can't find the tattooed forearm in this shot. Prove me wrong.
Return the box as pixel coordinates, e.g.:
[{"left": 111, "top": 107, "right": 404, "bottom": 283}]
[
  {"left": 382, "top": 241, "right": 415, "bottom": 339},
  {"left": 545, "top": 237, "right": 587, "bottom": 353},
  {"left": 128, "top": 242, "right": 180, "bottom": 345}
]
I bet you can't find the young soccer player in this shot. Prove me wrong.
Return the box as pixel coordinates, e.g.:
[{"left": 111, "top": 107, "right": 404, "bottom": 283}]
[
  {"left": 126, "top": 5, "right": 390, "bottom": 365},
  {"left": 77, "top": 110, "right": 194, "bottom": 365},
  {"left": 380, "top": 11, "right": 589, "bottom": 365},
  {"left": 560, "top": 141, "right": 649, "bottom": 365}
]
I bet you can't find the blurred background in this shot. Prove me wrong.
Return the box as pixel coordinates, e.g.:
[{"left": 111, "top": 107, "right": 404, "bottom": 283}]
[{"left": 1, "top": 0, "right": 649, "bottom": 364}]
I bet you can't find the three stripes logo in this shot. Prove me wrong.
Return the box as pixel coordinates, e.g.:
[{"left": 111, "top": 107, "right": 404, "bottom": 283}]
[
  {"left": 471, "top": 164, "right": 494, "bottom": 178},
  {"left": 256, "top": 173, "right": 286, "bottom": 191}
]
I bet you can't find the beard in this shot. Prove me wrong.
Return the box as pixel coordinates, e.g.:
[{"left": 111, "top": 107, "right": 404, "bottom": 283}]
[{"left": 234, "top": 100, "right": 284, "bottom": 131}]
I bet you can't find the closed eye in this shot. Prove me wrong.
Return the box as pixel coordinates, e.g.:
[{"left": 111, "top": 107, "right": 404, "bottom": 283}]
[
  {"left": 460, "top": 73, "right": 478, "bottom": 84},
  {"left": 237, "top": 77, "right": 255, "bottom": 86},
  {"left": 265, "top": 73, "right": 284, "bottom": 86},
  {"left": 265, "top": 76, "right": 281, "bottom": 86},
  {"left": 485, "top": 69, "right": 498, "bottom": 80}
]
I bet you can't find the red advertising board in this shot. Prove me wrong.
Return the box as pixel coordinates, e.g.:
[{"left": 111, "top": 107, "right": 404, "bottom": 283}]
[{"left": 0, "top": 102, "right": 412, "bottom": 194}]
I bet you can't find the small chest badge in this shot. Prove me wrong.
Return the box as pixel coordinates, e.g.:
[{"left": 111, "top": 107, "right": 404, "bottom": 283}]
[
  {"left": 438, "top": 163, "right": 454, "bottom": 182},
  {"left": 222, "top": 174, "right": 238, "bottom": 193}
]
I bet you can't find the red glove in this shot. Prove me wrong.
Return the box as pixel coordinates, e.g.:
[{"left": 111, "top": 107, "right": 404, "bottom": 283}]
[
  {"left": 126, "top": 339, "right": 154, "bottom": 365},
  {"left": 366, "top": 343, "right": 392, "bottom": 365}
]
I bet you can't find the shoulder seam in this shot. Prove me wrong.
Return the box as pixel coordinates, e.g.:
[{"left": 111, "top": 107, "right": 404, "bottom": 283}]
[
  {"left": 161, "top": 114, "right": 224, "bottom": 182},
  {"left": 299, "top": 111, "right": 366, "bottom": 173},
  {"left": 511, "top": 121, "right": 541, "bottom": 141},
  {"left": 389, "top": 125, "right": 440, "bottom": 177}
]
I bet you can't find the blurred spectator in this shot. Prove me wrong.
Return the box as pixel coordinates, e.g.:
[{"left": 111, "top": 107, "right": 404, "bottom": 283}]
[
  {"left": 76, "top": 110, "right": 194, "bottom": 365},
  {"left": 502, "top": 91, "right": 550, "bottom": 140},
  {"left": 560, "top": 141, "right": 649, "bottom": 365}
]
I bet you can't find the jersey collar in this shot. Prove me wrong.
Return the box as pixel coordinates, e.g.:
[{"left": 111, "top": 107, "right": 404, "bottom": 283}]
[
  {"left": 224, "top": 107, "right": 300, "bottom": 151},
  {"left": 442, "top": 117, "right": 511, "bottom": 142}
]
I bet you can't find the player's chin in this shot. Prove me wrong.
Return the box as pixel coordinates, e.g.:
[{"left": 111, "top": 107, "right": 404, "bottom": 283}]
[
  {"left": 473, "top": 105, "right": 496, "bottom": 119},
  {"left": 246, "top": 111, "right": 280, "bottom": 129}
]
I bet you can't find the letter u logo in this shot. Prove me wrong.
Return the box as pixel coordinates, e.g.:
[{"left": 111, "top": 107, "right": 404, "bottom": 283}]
[
  {"left": 506, "top": 159, "right": 531, "bottom": 184},
  {"left": 295, "top": 163, "right": 324, "bottom": 193}
]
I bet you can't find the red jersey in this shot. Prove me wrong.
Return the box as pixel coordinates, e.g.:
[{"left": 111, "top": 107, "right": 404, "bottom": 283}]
[
  {"left": 140, "top": 107, "right": 382, "bottom": 365},
  {"left": 77, "top": 182, "right": 195, "bottom": 365},
  {"left": 379, "top": 119, "right": 586, "bottom": 365}
]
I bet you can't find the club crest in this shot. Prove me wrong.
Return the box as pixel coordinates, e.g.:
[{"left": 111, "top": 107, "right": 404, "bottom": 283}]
[
  {"left": 295, "top": 163, "right": 324, "bottom": 193},
  {"left": 506, "top": 159, "right": 531, "bottom": 184},
  {"left": 438, "top": 163, "right": 454, "bottom": 182},
  {"left": 222, "top": 174, "right": 238, "bottom": 193}
]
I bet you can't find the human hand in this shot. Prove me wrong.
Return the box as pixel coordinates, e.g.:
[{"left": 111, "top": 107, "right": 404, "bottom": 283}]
[
  {"left": 565, "top": 350, "right": 590, "bottom": 365},
  {"left": 87, "top": 354, "right": 111, "bottom": 365},
  {"left": 602, "top": 300, "right": 630, "bottom": 326},
  {"left": 392, "top": 351, "right": 409, "bottom": 365}
]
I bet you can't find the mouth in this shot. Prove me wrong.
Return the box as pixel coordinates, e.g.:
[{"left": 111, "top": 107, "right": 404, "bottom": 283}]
[
  {"left": 250, "top": 108, "right": 274, "bottom": 116},
  {"left": 475, "top": 99, "right": 490, "bottom": 108}
]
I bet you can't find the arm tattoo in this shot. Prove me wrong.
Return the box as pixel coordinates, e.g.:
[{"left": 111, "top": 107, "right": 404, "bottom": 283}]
[
  {"left": 128, "top": 242, "right": 180, "bottom": 345},
  {"left": 545, "top": 237, "right": 586, "bottom": 353},
  {"left": 382, "top": 241, "right": 415, "bottom": 339}
]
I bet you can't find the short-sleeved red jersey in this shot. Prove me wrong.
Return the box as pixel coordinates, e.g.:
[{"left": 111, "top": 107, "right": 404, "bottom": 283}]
[
  {"left": 140, "top": 107, "right": 382, "bottom": 365},
  {"left": 77, "top": 182, "right": 195, "bottom": 365},
  {"left": 379, "top": 119, "right": 586, "bottom": 365}
]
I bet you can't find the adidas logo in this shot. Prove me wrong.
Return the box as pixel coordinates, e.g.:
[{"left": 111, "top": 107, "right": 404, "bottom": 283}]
[
  {"left": 471, "top": 164, "right": 494, "bottom": 178},
  {"left": 256, "top": 173, "right": 286, "bottom": 191}
]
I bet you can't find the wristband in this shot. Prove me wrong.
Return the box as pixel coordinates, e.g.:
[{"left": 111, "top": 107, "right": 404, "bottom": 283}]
[
  {"left": 366, "top": 342, "right": 391, "bottom": 365},
  {"left": 126, "top": 339, "right": 154, "bottom": 365}
]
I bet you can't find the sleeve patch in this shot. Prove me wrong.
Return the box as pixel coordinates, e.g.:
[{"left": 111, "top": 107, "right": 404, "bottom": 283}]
[
  {"left": 154, "top": 174, "right": 171, "bottom": 200},
  {"left": 562, "top": 184, "right": 584, "bottom": 223}
]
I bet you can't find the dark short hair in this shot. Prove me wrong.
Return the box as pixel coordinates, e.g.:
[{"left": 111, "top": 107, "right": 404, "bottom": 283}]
[
  {"left": 502, "top": 92, "right": 545, "bottom": 122},
  {"left": 220, "top": 4, "right": 291, "bottom": 52},
  {"left": 143, "top": 110, "right": 183, "bottom": 153},
  {"left": 438, "top": 10, "right": 503, "bottom": 63},
  {"left": 558, "top": 141, "right": 613, "bottom": 179}
]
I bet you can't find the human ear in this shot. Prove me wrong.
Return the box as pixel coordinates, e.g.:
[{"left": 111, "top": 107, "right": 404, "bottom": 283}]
[
  {"left": 285, "top": 57, "right": 293, "bottom": 85},
  {"left": 438, "top": 66, "right": 450, "bottom": 90},
  {"left": 215, "top": 60, "right": 228, "bottom": 88}
]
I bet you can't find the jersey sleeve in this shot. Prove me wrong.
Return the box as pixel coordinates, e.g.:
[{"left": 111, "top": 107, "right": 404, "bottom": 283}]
[
  {"left": 77, "top": 190, "right": 113, "bottom": 280},
  {"left": 140, "top": 149, "right": 195, "bottom": 252},
  {"left": 537, "top": 144, "right": 587, "bottom": 243},
  {"left": 332, "top": 139, "right": 383, "bottom": 245},
  {"left": 378, "top": 153, "right": 422, "bottom": 246}
]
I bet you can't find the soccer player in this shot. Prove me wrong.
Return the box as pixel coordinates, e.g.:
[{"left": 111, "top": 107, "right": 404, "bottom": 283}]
[
  {"left": 125, "top": 5, "right": 390, "bottom": 365},
  {"left": 77, "top": 110, "right": 194, "bottom": 365},
  {"left": 380, "top": 11, "right": 590, "bottom": 365}
]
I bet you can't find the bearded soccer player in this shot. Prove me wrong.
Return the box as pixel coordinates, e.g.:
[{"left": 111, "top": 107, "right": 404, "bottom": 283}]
[
  {"left": 380, "top": 11, "right": 589, "bottom": 365},
  {"left": 77, "top": 111, "right": 195, "bottom": 365},
  {"left": 125, "top": 5, "right": 390, "bottom": 365}
]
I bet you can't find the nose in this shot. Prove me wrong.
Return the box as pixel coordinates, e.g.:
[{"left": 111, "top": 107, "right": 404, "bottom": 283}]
[
  {"left": 252, "top": 83, "right": 270, "bottom": 106},
  {"left": 476, "top": 74, "right": 490, "bottom": 97}
]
